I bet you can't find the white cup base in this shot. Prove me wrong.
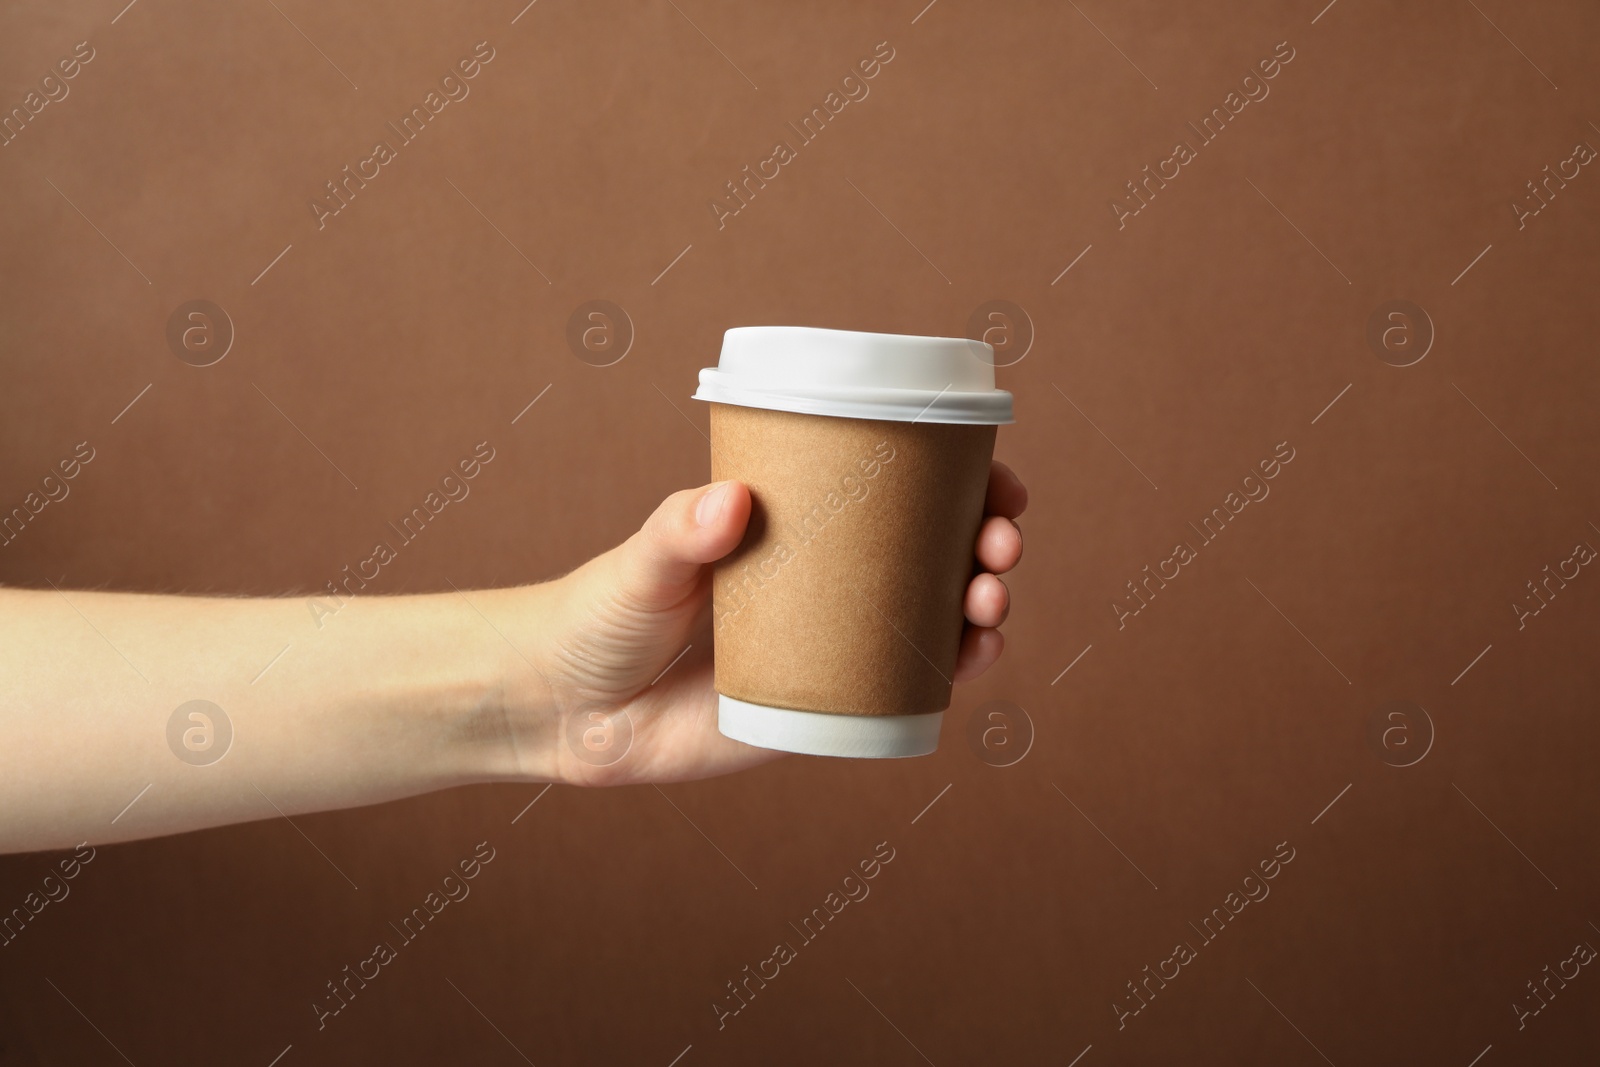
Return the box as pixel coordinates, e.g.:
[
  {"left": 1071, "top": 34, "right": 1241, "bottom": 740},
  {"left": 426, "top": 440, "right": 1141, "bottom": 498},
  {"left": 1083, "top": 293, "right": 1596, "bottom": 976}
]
[{"left": 716, "top": 694, "right": 943, "bottom": 758}]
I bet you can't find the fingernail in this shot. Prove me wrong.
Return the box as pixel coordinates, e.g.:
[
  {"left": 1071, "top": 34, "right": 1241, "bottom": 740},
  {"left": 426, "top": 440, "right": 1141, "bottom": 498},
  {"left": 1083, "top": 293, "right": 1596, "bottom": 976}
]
[{"left": 696, "top": 482, "right": 731, "bottom": 527}]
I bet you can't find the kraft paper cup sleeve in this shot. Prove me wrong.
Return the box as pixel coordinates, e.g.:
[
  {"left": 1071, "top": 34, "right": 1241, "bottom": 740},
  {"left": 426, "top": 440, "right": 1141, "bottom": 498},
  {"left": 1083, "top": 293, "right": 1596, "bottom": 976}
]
[{"left": 706, "top": 403, "right": 997, "bottom": 757}]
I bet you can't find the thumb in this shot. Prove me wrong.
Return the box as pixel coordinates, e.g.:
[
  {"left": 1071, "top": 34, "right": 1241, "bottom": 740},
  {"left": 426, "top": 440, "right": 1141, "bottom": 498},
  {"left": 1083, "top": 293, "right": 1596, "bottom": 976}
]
[{"left": 612, "top": 481, "right": 751, "bottom": 613}]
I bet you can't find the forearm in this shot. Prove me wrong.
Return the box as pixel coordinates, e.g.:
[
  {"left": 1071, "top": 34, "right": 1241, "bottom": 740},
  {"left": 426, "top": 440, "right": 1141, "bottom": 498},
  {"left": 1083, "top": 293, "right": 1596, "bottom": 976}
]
[{"left": 0, "top": 585, "right": 555, "bottom": 855}]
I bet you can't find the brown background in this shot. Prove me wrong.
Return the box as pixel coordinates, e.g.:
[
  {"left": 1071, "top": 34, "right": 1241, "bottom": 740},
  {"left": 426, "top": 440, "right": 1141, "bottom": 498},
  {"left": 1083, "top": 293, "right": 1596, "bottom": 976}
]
[{"left": 2, "top": 0, "right": 1598, "bottom": 1063}]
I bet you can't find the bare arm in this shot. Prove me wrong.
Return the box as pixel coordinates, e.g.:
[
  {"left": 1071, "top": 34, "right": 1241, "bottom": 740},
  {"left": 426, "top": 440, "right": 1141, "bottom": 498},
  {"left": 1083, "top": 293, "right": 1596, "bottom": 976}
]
[
  {"left": 0, "top": 466, "right": 1025, "bottom": 855},
  {"left": 0, "top": 584, "right": 543, "bottom": 853}
]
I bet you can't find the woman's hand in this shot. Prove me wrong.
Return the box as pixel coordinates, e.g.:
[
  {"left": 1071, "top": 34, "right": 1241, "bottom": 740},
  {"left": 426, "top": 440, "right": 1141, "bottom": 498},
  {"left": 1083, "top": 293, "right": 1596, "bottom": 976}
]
[
  {"left": 0, "top": 464, "right": 1024, "bottom": 852},
  {"left": 525, "top": 462, "right": 1028, "bottom": 787}
]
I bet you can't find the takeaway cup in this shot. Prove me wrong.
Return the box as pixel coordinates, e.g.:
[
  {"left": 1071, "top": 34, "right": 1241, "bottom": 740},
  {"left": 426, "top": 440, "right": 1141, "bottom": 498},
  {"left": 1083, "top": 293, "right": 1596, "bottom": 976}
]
[{"left": 692, "top": 326, "right": 1014, "bottom": 757}]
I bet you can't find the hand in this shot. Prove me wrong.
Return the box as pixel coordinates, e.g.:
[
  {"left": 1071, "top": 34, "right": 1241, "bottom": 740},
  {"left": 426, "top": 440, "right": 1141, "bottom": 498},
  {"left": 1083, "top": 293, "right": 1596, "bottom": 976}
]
[{"left": 529, "top": 462, "right": 1027, "bottom": 786}]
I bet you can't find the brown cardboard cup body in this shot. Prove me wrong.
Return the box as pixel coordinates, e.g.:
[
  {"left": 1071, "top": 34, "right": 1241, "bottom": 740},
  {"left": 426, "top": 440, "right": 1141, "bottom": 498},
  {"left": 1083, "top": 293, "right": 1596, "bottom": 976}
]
[{"left": 710, "top": 402, "right": 996, "bottom": 727}]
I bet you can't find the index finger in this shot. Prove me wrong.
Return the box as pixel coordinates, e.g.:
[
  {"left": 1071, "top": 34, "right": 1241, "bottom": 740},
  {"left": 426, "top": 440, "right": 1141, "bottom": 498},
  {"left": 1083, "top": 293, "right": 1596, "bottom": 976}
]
[{"left": 984, "top": 459, "right": 1027, "bottom": 519}]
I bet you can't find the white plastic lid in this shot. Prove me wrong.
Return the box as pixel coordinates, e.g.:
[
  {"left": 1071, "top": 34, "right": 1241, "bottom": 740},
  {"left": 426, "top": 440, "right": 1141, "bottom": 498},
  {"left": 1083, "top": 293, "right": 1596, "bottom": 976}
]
[{"left": 693, "top": 326, "right": 1014, "bottom": 425}]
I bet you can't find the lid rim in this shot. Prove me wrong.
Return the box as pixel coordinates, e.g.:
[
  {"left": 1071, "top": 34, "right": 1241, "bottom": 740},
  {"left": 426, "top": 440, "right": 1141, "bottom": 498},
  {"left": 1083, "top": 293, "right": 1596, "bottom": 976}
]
[{"left": 693, "top": 380, "right": 1014, "bottom": 426}]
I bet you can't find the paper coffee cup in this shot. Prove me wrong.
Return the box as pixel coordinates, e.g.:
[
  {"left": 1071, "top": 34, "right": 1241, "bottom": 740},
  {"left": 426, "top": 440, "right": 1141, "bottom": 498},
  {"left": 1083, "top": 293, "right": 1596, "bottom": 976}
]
[{"left": 693, "top": 326, "right": 1014, "bottom": 758}]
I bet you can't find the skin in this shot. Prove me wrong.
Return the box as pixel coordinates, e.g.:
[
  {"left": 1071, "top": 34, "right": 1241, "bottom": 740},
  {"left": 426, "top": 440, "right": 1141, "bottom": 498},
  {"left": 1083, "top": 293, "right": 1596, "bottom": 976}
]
[{"left": 0, "top": 463, "right": 1025, "bottom": 855}]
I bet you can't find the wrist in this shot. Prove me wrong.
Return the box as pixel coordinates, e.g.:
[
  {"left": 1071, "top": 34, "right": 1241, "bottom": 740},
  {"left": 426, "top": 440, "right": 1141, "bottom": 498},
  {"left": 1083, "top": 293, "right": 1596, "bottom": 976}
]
[{"left": 444, "top": 583, "right": 564, "bottom": 785}]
